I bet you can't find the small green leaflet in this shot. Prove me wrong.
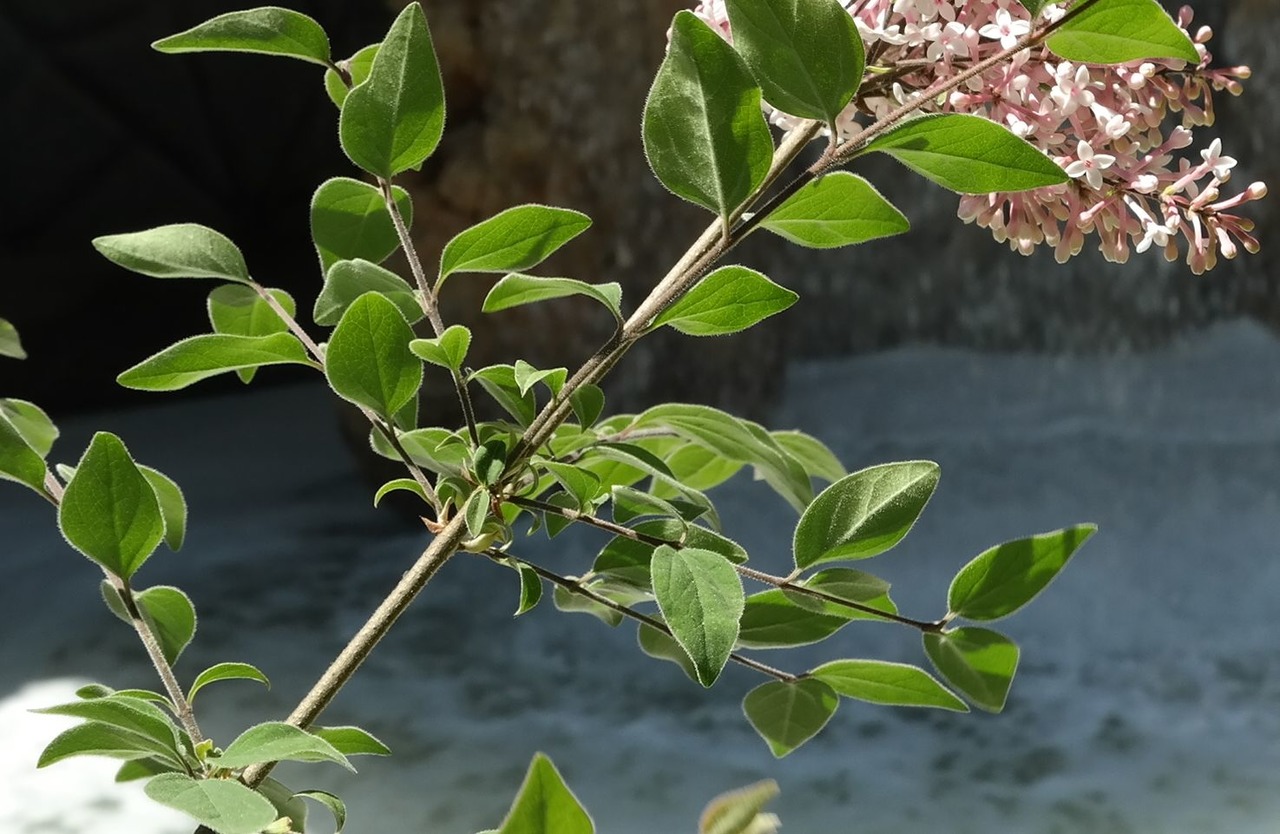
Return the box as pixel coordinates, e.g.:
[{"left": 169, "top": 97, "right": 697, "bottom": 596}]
[
  {"left": 439, "top": 205, "right": 593, "bottom": 287},
  {"left": 1047, "top": 0, "right": 1199, "bottom": 64},
  {"left": 482, "top": 273, "right": 621, "bottom": 321},
  {"left": 761, "top": 172, "right": 909, "bottom": 248},
  {"left": 214, "top": 722, "right": 354, "bottom": 772},
  {"left": 38, "top": 722, "right": 179, "bottom": 768},
  {"left": 699, "top": 779, "right": 780, "bottom": 834},
  {"left": 145, "top": 773, "right": 278, "bottom": 834},
  {"left": 513, "top": 562, "right": 543, "bottom": 616},
  {"left": 0, "top": 413, "right": 47, "bottom": 495},
  {"left": 737, "top": 590, "right": 849, "bottom": 649},
  {"left": 310, "top": 726, "right": 391, "bottom": 757},
  {"left": 470, "top": 365, "right": 536, "bottom": 426},
  {"left": 552, "top": 583, "right": 623, "bottom": 627},
  {"left": 325, "top": 292, "right": 423, "bottom": 418},
  {"left": 92, "top": 224, "right": 251, "bottom": 284},
  {"left": 206, "top": 285, "right": 294, "bottom": 383},
  {"left": 724, "top": 0, "right": 864, "bottom": 126},
  {"left": 643, "top": 11, "right": 773, "bottom": 225},
  {"left": 472, "top": 439, "right": 508, "bottom": 486},
  {"left": 409, "top": 324, "right": 471, "bottom": 371},
  {"left": 771, "top": 430, "right": 844, "bottom": 483},
  {"left": 463, "top": 489, "right": 489, "bottom": 539},
  {"left": 101, "top": 583, "right": 197, "bottom": 665},
  {"left": 651, "top": 546, "right": 745, "bottom": 687},
  {"left": 295, "top": 789, "right": 348, "bottom": 833},
  {"left": 118, "top": 333, "right": 312, "bottom": 391},
  {"left": 152, "top": 7, "right": 331, "bottom": 66},
  {"left": 0, "top": 318, "right": 25, "bottom": 359},
  {"left": 924, "top": 627, "right": 1020, "bottom": 713},
  {"left": 139, "top": 466, "right": 187, "bottom": 551},
  {"left": 325, "top": 44, "right": 379, "bottom": 107},
  {"left": 187, "top": 662, "right": 270, "bottom": 704},
  {"left": 947, "top": 524, "right": 1097, "bottom": 621},
  {"left": 314, "top": 258, "right": 423, "bottom": 326},
  {"left": 373, "top": 477, "right": 429, "bottom": 507},
  {"left": 793, "top": 461, "right": 939, "bottom": 570},
  {"left": 865, "top": 114, "right": 1068, "bottom": 193},
  {"left": 59, "top": 433, "right": 163, "bottom": 579},
  {"left": 310, "top": 177, "right": 414, "bottom": 271},
  {"left": 513, "top": 360, "right": 566, "bottom": 398},
  {"left": 810, "top": 659, "right": 968, "bottom": 711},
  {"left": 742, "top": 678, "right": 838, "bottom": 758},
  {"left": 569, "top": 384, "right": 605, "bottom": 428},
  {"left": 339, "top": 2, "right": 445, "bottom": 177},
  {"left": 653, "top": 266, "right": 796, "bottom": 337},
  {"left": 496, "top": 753, "right": 595, "bottom": 834},
  {"left": 35, "top": 695, "right": 185, "bottom": 764}
]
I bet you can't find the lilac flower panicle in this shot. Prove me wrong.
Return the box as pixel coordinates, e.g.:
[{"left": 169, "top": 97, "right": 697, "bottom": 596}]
[{"left": 690, "top": 0, "right": 1262, "bottom": 273}]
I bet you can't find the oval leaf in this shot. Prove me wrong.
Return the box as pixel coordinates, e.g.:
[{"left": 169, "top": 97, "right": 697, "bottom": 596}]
[
  {"left": 947, "top": 524, "right": 1097, "bottom": 621},
  {"left": 0, "top": 399, "right": 56, "bottom": 457},
  {"left": 0, "top": 414, "right": 47, "bottom": 494},
  {"left": 496, "top": 753, "right": 594, "bottom": 834},
  {"left": 923, "top": 627, "right": 1020, "bottom": 713},
  {"left": 325, "top": 43, "right": 378, "bottom": 108},
  {"left": 215, "top": 722, "right": 353, "bottom": 772},
  {"left": 207, "top": 285, "right": 293, "bottom": 343},
  {"left": 152, "top": 7, "right": 331, "bottom": 66},
  {"left": 771, "top": 430, "right": 844, "bottom": 482},
  {"left": 653, "top": 265, "right": 796, "bottom": 337},
  {"left": 742, "top": 678, "right": 838, "bottom": 758},
  {"left": 865, "top": 114, "right": 1068, "bottom": 193},
  {"left": 651, "top": 545, "right": 745, "bottom": 687},
  {"left": 310, "top": 725, "right": 391, "bottom": 757},
  {"left": 408, "top": 324, "right": 472, "bottom": 372},
  {"left": 793, "top": 461, "right": 939, "bottom": 570},
  {"left": 0, "top": 318, "right": 26, "bottom": 359},
  {"left": 145, "top": 773, "right": 278, "bottom": 834},
  {"left": 36, "top": 695, "right": 184, "bottom": 761},
  {"left": 481, "top": 273, "right": 620, "bottom": 320},
  {"left": 187, "top": 662, "right": 270, "bottom": 704},
  {"left": 439, "top": 205, "right": 593, "bottom": 285},
  {"left": 311, "top": 177, "right": 414, "bottom": 271},
  {"left": 139, "top": 466, "right": 187, "bottom": 551},
  {"left": 725, "top": 0, "right": 864, "bottom": 124},
  {"left": 59, "top": 433, "right": 163, "bottom": 578},
  {"left": 338, "top": 2, "right": 444, "bottom": 177},
  {"left": 38, "top": 722, "right": 175, "bottom": 768},
  {"left": 637, "top": 622, "right": 700, "bottom": 684},
  {"left": 101, "top": 584, "right": 197, "bottom": 666},
  {"left": 1047, "top": 0, "right": 1199, "bottom": 64},
  {"left": 643, "top": 11, "right": 773, "bottom": 223},
  {"left": 295, "top": 789, "right": 347, "bottom": 833},
  {"left": 118, "top": 333, "right": 311, "bottom": 391},
  {"left": 737, "top": 589, "right": 848, "bottom": 649},
  {"left": 325, "top": 292, "right": 423, "bottom": 418},
  {"left": 810, "top": 659, "right": 968, "bottom": 711},
  {"left": 761, "top": 171, "right": 909, "bottom": 248},
  {"left": 92, "top": 224, "right": 250, "bottom": 283},
  {"left": 315, "top": 259, "right": 423, "bottom": 326}
]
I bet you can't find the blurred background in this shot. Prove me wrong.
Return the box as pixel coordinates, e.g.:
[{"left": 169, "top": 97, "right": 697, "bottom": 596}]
[{"left": 2, "top": 1, "right": 1279, "bottom": 832}]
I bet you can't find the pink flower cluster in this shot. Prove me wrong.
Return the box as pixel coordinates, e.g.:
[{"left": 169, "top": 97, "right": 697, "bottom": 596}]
[{"left": 692, "top": 0, "right": 1263, "bottom": 273}]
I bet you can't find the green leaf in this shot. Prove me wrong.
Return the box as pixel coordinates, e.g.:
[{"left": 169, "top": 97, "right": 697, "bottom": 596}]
[
  {"left": 473, "top": 440, "right": 508, "bottom": 486},
  {"left": 810, "top": 660, "right": 968, "bottom": 711},
  {"left": 865, "top": 114, "right": 1068, "bottom": 193},
  {"left": 569, "top": 385, "right": 605, "bottom": 428},
  {"left": 771, "top": 431, "right": 844, "bottom": 483},
  {"left": 656, "top": 443, "right": 743, "bottom": 495},
  {"left": 644, "top": 12, "right": 773, "bottom": 225},
  {"left": 651, "top": 546, "right": 744, "bottom": 687},
  {"left": 373, "top": 477, "right": 429, "bottom": 507},
  {"left": 0, "top": 413, "right": 47, "bottom": 494},
  {"left": 38, "top": 722, "right": 175, "bottom": 768},
  {"left": 542, "top": 461, "right": 602, "bottom": 507},
  {"left": 923, "top": 627, "right": 1020, "bottom": 713},
  {"left": 144, "top": 773, "right": 278, "bottom": 834},
  {"left": 115, "top": 758, "right": 179, "bottom": 782},
  {"left": 793, "top": 460, "right": 939, "bottom": 570},
  {"left": 0, "top": 318, "right": 26, "bottom": 359},
  {"left": 482, "top": 273, "right": 621, "bottom": 321},
  {"left": 339, "top": 2, "right": 445, "bottom": 177},
  {"left": 310, "top": 726, "right": 391, "bottom": 757},
  {"left": 1047, "top": 0, "right": 1199, "bottom": 64},
  {"left": 787, "top": 567, "right": 896, "bottom": 621},
  {"left": 118, "top": 333, "right": 311, "bottom": 391},
  {"left": 152, "top": 7, "right": 330, "bottom": 66},
  {"left": 1017, "top": 0, "right": 1052, "bottom": 16},
  {"left": 101, "top": 583, "right": 197, "bottom": 666},
  {"left": 215, "top": 722, "right": 354, "bottom": 772},
  {"left": 947, "top": 524, "right": 1096, "bottom": 621},
  {"left": 206, "top": 285, "right": 295, "bottom": 383},
  {"left": 295, "top": 789, "right": 348, "bottom": 833},
  {"left": 496, "top": 753, "right": 595, "bottom": 834},
  {"left": 737, "top": 590, "right": 848, "bottom": 649},
  {"left": 93, "top": 224, "right": 250, "bottom": 284},
  {"left": 439, "top": 205, "right": 593, "bottom": 286},
  {"left": 59, "top": 433, "right": 163, "bottom": 578},
  {"left": 611, "top": 485, "right": 686, "bottom": 525},
  {"left": 761, "top": 172, "right": 909, "bottom": 248},
  {"left": 470, "top": 365, "right": 536, "bottom": 426},
  {"left": 653, "top": 266, "right": 796, "bottom": 337},
  {"left": 513, "top": 562, "right": 543, "bottom": 616},
  {"left": 35, "top": 695, "right": 185, "bottom": 762},
  {"left": 311, "top": 177, "right": 414, "bottom": 271},
  {"left": 187, "top": 662, "right": 270, "bottom": 704},
  {"left": 594, "top": 520, "right": 747, "bottom": 587},
  {"left": 742, "top": 679, "right": 838, "bottom": 758},
  {"left": 552, "top": 583, "right": 623, "bottom": 627},
  {"left": 637, "top": 623, "right": 700, "bottom": 684},
  {"left": 315, "top": 259, "right": 423, "bottom": 327},
  {"left": 3, "top": 401, "right": 60, "bottom": 464},
  {"left": 325, "top": 43, "right": 378, "bottom": 107},
  {"left": 724, "top": 0, "right": 864, "bottom": 125},
  {"left": 463, "top": 489, "right": 489, "bottom": 540},
  {"left": 325, "top": 292, "right": 423, "bottom": 418},
  {"left": 699, "top": 780, "right": 781, "bottom": 834},
  {"left": 134, "top": 466, "right": 187, "bottom": 552},
  {"left": 513, "top": 360, "right": 567, "bottom": 398},
  {"left": 256, "top": 778, "right": 308, "bottom": 832},
  {"left": 409, "top": 324, "right": 471, "bottom": 371}
]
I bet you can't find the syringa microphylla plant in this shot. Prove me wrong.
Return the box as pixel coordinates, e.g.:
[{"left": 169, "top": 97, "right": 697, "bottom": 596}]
[
  {"left": 694, "top": 0, "right": 1264, "bottom": 272},
  {"left": 0, "top": 0, "right": 1263, "bottom": 832}
]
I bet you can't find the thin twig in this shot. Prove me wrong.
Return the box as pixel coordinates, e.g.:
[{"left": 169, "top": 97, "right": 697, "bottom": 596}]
[{"left": 250, "top": 281, "right": 325, "bottom": 362}]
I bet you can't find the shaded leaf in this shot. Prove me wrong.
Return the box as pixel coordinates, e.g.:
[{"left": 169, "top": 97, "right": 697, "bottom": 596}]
[
  {"left": 637, "top": 622, "right": 700, "bottom": 684},
  {"left": 0, "top": 318, "right": 26, "bottom": 359},
  {"left": 310, "top": 726, "right": 391, "bottom": 757},
  {"left": 295, "top": 789, "right": 347, "bottom": 833},
  {"left": 948, "top": 525, "right": 1097, "bottom": 621},
  {"left": 699, "top": 779, "right": 780, "bottom": 834},
  {"left": 187, "top": 662, "right": 270, "bottom": 704},
  {"left": 325, "top": 43, "right": 378, "bottom": 107},
  {"left": 569, "top": 384, "right": 605, "bottom": 428},
  {"left": 0, "top": 399, "right": 57, "bottom": 457},
  {"left": 100, "top": 583, "right": 198, "bottom": 666},
  {"left": 310, "top": 177, "right": 413, "bottom": 271},
  {"left": 923, "top": 627, "right": 1020, "bottom": 713},
  {"left": 770, "top": 430, "right": 844, "bottom": 483},
  {"left": 470, "top": 365, "right": 536, "bottom": 426},
  {"left": 118, "top": 333, "right": 311, "bottom": 391},
  {"left": 0, "top": 413, "right": 47, "bottom": 494},
  {"left": 482, "top": 273, "right": 620, "bottom": 321},
  {"left": 206, "top": 285, "right": 294, "bottom": 383},
  {"left": 810, "top": 659, "right": 968, "bottom": 711},
  {"left": 742, "top": 678, "right": 838, "bottom": 758},
  {"left": 552, "top": 583, "right": 623, "bottom": 627},
  {"left": 737, "top": 590, "right": 848, "bottom": 649},
  {"left": 139, "top": 466, "right": 187, "bottom": 551},
  {"left": 315, "top": 259, "right": 422, "bottom": 326}
]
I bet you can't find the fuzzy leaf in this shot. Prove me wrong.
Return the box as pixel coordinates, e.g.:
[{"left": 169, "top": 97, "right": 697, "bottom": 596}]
[
  {"left": 1047, "top": 0, "right": 1199, "bottom": 64},
  {"left": 742, "top": 679, "right": 838, "bottom": 758},
  {"left": 325, "top": 43, "right": 378, "bottom": 107},
  {"left": 145, "top": 773, "right": 278, "bottom": 834},
  {"left": 924, "top": 627, "right": 1020, "bottom": 713},
  {"left": 187, "top": 662, "right": 270, "bottom": 704},
  {"left": 496, "top": 753, "right": 594, "bottom": 834},
  {"left": 325, "top": 292, "right": 423, "bottom": 418},
  {"left": 811, "top": 659, "right": 968, "bottom": 711},
  {"left": 761, "top": 172, "right": 909, "bottom": 248},
  {"left": 948, "top": 525, "right": 1097, "bottom": 621},
  {"left": 310, "top": 177, "right": 414, "bottom": 271},
  {"left": 439, "top": 206, "right": 593, "bottom": 286},
  {"left": 315, "top": 259, "right": 422, "bottom": 326},
  {"left": 482, "top": 273, "right": 620, "bottom": 320},
  {"left": 139, "top": 466, "right": 187, "bottom": 551},
  {"left": 93, "top": 224, "right": 250, "bottom": 284},
  {"left": 0, "top": 413, "right": 47, "bottom": 494},
  {"left": 101, "top": 583, "right": 197, "bottom": 665},
  {"left": 737, "top": 590, "right": 848, "bottom": 649},
  {"left": 206, "top": 286, "right": 294, "bottom": 383},
  {"left": 153, "top": 7, "right": 331, "bottom": 66},
  {"left": 215, "top": 722, "right": 354, "bottom": 772},
  {"left": 310, "top": 726, "right": 391, "bottom": 757},
  {"left": 118, "top": 333, "right": 311, "bottom": 391},
  {"left": 651, "top": 546, "right": 744, "bottom": 686},
  {"left": 409, "top": 324, "right": 471, "bottom": 371},
  {"left": 59, "top": 433, "right": 163, "bottom": 578},
  {"left": 653, "top": 266, "right": 796, "bottom": 337}
]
